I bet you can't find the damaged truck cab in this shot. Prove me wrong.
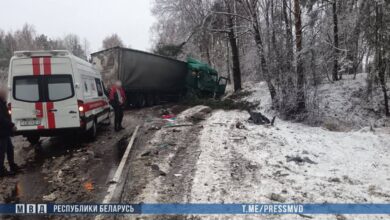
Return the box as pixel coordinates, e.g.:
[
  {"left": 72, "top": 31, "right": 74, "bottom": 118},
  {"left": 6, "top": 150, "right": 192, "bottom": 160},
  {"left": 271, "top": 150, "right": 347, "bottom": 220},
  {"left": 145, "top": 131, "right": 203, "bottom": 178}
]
[{"left": 186, "top": 58, "right": 228, "bottom": 98}]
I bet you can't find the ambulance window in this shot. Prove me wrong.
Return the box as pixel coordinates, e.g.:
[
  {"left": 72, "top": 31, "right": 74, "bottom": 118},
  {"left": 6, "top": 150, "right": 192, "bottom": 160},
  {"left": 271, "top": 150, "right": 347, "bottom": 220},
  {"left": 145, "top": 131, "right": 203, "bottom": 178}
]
[
  {"left": 95, "top": 78, "right": 103, "bottom": 96},
  {"left": 82, "top": 77, "right": 92, "bottom": 97},
  {"left": 84, "top": 82, "right": 88, "bottom": 92},
  {"left": 14, "top": 77, "right": 40, "bottom": 102},
  {"left": 47, "top": 75, "right": 74, "bottom": 101}
]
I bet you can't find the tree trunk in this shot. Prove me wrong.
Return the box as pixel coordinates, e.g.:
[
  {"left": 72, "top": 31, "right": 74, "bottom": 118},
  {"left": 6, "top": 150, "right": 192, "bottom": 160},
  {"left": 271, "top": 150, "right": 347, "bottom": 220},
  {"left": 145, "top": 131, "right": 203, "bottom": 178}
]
[
  {"left": 282, "top": 0, "right": 296, "bottom": 106},
  {"left": 378, "top": 54, "right": 389, "bottom": 116},
  {"left": 332, "top": 0, "right": 340, "bottom": 81},
  {"left": 294, "top": 0, "right": 305, "bottom": 111},
  {"left": 249, "top": 1, "right": 277, "bottom": 104},
  {"left": 253, "top": 24, "right": 277, "bottom": 104},
  {"left": 225, "top": 1, "right": 242, "bottom": 92},
  {"left": 375, "top": 4, "right": 389, "bottom": 116},
  {"left": 283, "top": 0, "right": 294, "bottom": 73}
]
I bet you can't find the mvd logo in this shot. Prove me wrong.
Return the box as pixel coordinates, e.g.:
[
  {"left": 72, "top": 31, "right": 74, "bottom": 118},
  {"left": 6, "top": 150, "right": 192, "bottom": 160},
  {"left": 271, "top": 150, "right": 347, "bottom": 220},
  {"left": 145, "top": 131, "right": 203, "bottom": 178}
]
[{"left": 15, "top": 204, "right": 47, "bottom": 214}]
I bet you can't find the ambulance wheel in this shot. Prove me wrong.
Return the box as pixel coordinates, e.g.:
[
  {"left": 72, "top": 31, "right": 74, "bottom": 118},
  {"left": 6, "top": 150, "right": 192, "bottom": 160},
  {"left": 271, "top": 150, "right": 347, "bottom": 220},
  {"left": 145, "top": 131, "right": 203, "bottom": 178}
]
[
  {"left": 27, "top": 136, "right": 40, "bottom": 145},
  {"left": 106, "top": 113, "right": 111, "bottom": 125},
  {"left": 154, "top": 95, "right": 161, "bottom": 105},
  {"left": 88, "top": 120, "right": 97, "bottom": 140}
]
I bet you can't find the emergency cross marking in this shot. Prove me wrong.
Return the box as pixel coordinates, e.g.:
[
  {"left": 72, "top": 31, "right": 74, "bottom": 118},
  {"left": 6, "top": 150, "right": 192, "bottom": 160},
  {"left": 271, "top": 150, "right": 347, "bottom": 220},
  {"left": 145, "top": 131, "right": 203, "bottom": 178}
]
[{"left": 31, "top": 57, "right": 56, "bottom": 130}]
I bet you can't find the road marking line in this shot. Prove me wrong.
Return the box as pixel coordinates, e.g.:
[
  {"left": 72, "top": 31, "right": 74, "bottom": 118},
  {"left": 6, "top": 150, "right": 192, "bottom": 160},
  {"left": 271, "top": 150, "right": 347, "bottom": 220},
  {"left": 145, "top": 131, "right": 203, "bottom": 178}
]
[{"left": 95, "top": 125, "right": 139, "bottom": 220}]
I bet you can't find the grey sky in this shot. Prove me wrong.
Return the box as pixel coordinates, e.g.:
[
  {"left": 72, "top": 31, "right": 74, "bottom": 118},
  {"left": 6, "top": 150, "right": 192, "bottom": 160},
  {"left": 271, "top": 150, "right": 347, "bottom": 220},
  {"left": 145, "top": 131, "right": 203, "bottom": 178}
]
[{"left": 0, "top": 0, "right": 156, "bottom": 53}]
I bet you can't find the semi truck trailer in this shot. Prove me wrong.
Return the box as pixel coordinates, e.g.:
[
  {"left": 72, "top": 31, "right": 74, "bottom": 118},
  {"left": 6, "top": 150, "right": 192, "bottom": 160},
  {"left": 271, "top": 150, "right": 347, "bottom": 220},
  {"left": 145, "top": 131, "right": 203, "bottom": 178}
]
[{"left": 91, "top": 47, "right": 227, "bottom": 107}]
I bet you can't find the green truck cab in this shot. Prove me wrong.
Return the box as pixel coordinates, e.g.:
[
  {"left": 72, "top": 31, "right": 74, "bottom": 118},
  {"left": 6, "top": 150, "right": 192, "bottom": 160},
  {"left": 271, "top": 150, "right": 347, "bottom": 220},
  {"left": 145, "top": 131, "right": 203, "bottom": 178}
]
[{"left": 186, "top": 58, "right": 228, "bottom": 98}]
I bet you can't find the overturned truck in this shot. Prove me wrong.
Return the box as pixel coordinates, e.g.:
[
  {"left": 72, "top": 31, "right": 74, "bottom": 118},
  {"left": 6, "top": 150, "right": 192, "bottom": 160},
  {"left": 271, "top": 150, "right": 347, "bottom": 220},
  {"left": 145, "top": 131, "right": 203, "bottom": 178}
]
[{"left": 91, "top": 47, "right": 227, "bottom": 107}]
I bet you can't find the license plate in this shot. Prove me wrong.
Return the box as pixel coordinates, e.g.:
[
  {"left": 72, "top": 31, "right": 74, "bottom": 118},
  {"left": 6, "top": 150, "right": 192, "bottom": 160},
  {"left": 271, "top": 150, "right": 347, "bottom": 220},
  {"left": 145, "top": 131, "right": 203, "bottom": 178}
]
[{"left": 20, "top": 119, "right": 41, "bottom": 126}]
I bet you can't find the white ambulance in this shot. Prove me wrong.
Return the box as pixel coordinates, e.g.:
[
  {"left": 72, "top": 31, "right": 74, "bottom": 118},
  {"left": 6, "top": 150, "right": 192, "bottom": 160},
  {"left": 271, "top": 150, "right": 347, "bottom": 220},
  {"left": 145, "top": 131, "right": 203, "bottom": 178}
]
[{"left": 7, "top": 50, "right": 111, "bottom": 144}]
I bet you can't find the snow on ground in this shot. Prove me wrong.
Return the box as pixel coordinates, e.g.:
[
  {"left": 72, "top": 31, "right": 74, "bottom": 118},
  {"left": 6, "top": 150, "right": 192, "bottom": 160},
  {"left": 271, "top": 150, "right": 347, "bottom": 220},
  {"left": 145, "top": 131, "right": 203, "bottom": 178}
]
[
  {"left": 129, "top": 76, "right": 389, "bottom": 219},
  {"left": 241, "top": 73, "right": 390, "bottom": 129},
  {"left": 314, "top": 73, "right": 389, "bottom": 129},
  {"left": 190, "top": 110, "right": 390, "bottom": 219},
  {"left": 189, "top": 76, "right": 390, "bottom": 219}
]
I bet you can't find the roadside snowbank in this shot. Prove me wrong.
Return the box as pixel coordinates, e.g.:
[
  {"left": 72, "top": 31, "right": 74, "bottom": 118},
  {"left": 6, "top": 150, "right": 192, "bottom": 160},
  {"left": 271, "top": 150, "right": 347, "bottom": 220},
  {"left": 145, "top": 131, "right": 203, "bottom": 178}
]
[
  {"left": 241, "top": 73, "right": 389, "bottom": 129},
  {"left": 190, "top": 110, "right": 390, "bottom": 219},
  {"left": 314, "top": 73, "right": 389, "bottom": 129}
]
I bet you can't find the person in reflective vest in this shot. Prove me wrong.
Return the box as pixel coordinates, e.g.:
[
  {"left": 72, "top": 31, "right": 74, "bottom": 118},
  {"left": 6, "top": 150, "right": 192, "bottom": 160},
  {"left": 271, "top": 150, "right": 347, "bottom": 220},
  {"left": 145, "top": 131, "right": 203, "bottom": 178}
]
[{"left": 109, "top": 81, "right": 126, "bottom": 132}]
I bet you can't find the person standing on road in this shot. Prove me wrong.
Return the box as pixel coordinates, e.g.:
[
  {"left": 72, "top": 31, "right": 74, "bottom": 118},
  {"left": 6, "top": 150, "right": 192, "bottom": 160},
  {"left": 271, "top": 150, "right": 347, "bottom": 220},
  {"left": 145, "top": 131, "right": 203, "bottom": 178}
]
[
  {"left": 0, "top": 86, "right": 19, "bottom": 177},
  {"left": 109, "top": 81, "right": 126, "bottom": 132}
]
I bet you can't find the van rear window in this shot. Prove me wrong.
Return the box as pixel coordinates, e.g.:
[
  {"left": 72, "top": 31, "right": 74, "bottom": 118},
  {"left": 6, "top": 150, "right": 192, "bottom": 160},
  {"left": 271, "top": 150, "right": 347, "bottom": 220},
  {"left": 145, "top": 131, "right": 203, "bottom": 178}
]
[
  {"left": 47, "top": 75, "right": 74, "bottom": 101},
  {"left": 14, "top": 77, "right": 40, "bottom": 102},
  {"left": 13, "top": 75, "right": 74, "bottom": 102}
]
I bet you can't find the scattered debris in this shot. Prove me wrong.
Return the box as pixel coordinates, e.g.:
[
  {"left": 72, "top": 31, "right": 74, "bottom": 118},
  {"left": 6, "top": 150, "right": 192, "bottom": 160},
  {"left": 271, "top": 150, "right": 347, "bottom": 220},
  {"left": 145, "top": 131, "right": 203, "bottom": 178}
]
[
  {"left": 328, "top": 177, "right": 341, "bottom": 183},
  {"left": 171, "top": 128, "right": 181, "bottom": 133},
  {"left": 179, "top": 105, "right": 212, "bottom": 122},
  {"left": 229, "top": 136, "right": 247, "bottom": 141},
  {"left": 148, "top": 126, "right": 161, "bottom": 131},
  {"left": 151, "top": 164, "right": 167, "bottom": 177},
  {"left": 141, "top": 150, "right": 159, "bottom": 157},
  {"left": 286, "top": 156, "right": 318, "bottom": 165},
  {"left": 160, "top": 109, "right": 170, "bottom": 115},
  {"left": 235, "top": 121, "right": 246, "bottom": 129},
  {"left": 162, "top": 114, "right": 176, "bottom": 120},
  {"left": 164, "top": 123, "right": 193, "bottom": 128},
  {"left": 83, "top": 182, "right": 94, "bottom": 191},
  {"left": 141, "top": 151, "right": 152, "bottom": 157},
  {"left": 248, "top": 110, "right": 276, "bottom": 125},
  {"left": 269, "top": 193, "right": 286, "bottom": 203},
  {"left": 159, "top": 143, "right": 174, "bottom": 148},
  {"left": 273, "top": 170, "right": 290, "bottom": 178},
  {"left": 43, "top": 193, "right": 57, "bottom": 202},
  {"left": 336, "top": 214, "right": 347, "bottom": 220},
  {"left": 299, "top": 214, "right": 314, "bottom": 219}
]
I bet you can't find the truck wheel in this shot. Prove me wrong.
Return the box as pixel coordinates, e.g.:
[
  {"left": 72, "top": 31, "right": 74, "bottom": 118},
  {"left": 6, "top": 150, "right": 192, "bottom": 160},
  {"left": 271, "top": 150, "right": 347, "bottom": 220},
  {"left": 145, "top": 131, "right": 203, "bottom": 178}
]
[
  {"left": 27, "top": 136, "right": 40, "bottom": 145},
  {"left": 146, "top": 94, "right": 154, "bottom": 107},
  {"left": 87, "top": 120, "right": 97, "bottom": 140},
  {"left": 136, "top": 94, "right": 146, "bottom": 108}
]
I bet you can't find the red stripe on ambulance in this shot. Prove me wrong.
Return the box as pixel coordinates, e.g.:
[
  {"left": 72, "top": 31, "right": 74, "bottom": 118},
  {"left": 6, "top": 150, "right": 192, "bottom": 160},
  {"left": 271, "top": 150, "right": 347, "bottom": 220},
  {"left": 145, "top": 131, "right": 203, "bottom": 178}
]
[
  {"left": 32, "top": 57, "right": 40, "bottom": 76},
  {"left": 33, "top": 57, "right": 45, "bottom": 129},
  {"left": 43, "top": 57, "right": 51, "bottom": 76},
  {"left": 83, "top": 100, "right": 109, "bottom": 112},
  {"left": 43, "top": 57, "right": 56, "bottom": 129}
]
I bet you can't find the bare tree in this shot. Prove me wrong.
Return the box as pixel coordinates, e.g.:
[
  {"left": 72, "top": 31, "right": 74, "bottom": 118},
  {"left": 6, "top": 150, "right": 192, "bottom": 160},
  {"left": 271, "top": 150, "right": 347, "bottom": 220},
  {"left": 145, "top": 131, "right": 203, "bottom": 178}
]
[
  {"left": 63, "top": 34, "right": 86, "bottom": 59},
  {"left": 294, "top": 0, "right": 305, "bottom": 112},
  {"left": 332, "top": 0, "right": 339, "bottom": 81},
  {"left": 224, "top": 0, "right": 242, "bottom": 91},
  {"left": 102, "top": 34, "right": 124, "bottom": 49},
  {"left": 13, "top": 24, "right": 36, "bottom": 50}
]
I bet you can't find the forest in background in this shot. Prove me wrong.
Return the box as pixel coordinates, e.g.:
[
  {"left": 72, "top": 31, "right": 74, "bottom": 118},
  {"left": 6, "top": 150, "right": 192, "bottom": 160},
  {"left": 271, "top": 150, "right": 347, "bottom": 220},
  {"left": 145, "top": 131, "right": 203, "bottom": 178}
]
[
  {"left": 151, "top": 0, "right": 390, "bottom": 117},
  {"left": 0, "top": 0, "right": 389, "bottom": 119},
  {"left": 0, "top": 24, "right": 125, "bottom": 82}
]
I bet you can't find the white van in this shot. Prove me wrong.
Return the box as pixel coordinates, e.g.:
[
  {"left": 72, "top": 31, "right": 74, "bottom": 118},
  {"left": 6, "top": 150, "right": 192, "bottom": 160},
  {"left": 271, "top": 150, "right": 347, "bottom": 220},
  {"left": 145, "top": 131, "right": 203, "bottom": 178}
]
[{"left": 7, "top": 50, "right": 111, "bottom": 144}]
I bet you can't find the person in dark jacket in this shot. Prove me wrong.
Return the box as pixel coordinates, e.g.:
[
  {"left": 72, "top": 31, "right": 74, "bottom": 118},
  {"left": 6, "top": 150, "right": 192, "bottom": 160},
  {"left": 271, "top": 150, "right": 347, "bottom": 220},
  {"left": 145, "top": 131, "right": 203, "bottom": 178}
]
[
  {"left": 0, "top": 87, "right": 19, "bottom": 176},
  {"left": 109, "top": 81, "right": 126, "bottom": 132}
]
